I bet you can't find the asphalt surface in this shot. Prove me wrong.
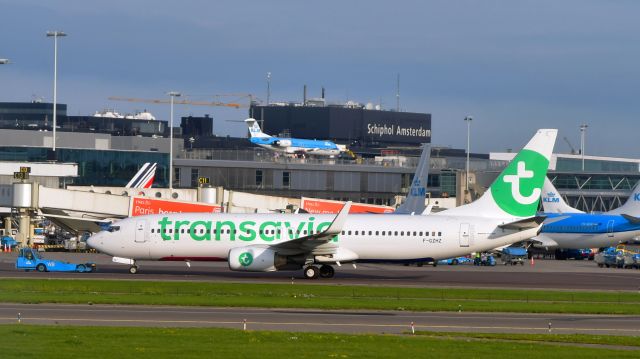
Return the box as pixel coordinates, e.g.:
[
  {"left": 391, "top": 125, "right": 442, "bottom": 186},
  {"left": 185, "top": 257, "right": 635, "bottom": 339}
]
[
  {"left": 1, "top": 252, "right": 639, "bottom": 291},
  {"left": 1, "top": 303, "right": 639, "bottom": 336},
  {"left": 1, "top": 252, "right": 639, "bottom": 336}
]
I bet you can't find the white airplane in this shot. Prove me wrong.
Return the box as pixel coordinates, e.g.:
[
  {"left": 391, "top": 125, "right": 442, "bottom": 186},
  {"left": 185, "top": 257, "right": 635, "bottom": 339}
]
[
  {"left": 126, "top": 162, "right": 157, "bottom": 189},
  {"left": 245, "top": 118, "right": 343, "bottom": 156},
  {"left": 88, "top": 129, "right": 557, "bottom": 278}
]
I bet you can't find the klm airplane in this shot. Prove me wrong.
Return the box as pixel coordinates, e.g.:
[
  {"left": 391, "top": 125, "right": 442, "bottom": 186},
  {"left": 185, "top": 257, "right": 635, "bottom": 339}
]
[
  {"left": 532, "top": 178, "right": 640, "bottom": 249},
  {"left": 245, "top": 118, "right": 343, "bottom": 157}
]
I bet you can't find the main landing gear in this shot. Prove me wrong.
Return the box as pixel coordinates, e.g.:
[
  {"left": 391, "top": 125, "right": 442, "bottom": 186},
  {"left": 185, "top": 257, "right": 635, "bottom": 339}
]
[
  {"left": 129, "top": 265, "right": 138, "bottom": 274},
  {"left": 303, "top": 264, "right": 335, "bottom": 279}
]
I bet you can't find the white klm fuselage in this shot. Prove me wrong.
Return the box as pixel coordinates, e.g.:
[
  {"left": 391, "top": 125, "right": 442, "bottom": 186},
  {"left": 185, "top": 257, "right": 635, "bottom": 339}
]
[{"left": 90, "top": 212, "right": 538, "bottom": 263}]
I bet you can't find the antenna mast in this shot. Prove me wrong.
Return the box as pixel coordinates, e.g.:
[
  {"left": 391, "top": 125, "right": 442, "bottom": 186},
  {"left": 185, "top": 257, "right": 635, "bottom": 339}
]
[{"left": 396, "top": 73, "right": 400, "bottom": 112}]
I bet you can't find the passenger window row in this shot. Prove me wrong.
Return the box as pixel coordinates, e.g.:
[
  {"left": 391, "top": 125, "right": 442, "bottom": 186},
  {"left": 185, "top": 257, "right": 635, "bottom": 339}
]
[{"left": 149, "top": 228, "right": 442, "bottom": 237}]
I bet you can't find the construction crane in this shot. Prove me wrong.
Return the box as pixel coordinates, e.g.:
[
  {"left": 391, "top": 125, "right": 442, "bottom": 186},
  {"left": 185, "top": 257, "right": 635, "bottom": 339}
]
[
  {"left": 108, "top": 96, "right": 247, "bottom": 108},
  {"left": 563, "top": 136, "right": 579, "bottom": 155}
]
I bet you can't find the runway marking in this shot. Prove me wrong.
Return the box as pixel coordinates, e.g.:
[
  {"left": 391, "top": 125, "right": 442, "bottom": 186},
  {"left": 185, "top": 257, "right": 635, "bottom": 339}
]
[
  {"left": 1, "top": 305, "right": 638, "bottom": 322},
  {"left": 1, "top": 317, "right": 639, "bottom": 333}
]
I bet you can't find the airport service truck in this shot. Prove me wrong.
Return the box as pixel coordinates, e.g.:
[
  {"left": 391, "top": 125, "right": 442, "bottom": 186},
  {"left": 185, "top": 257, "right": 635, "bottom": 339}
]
[{"left": 15, "top": 248, "right": 96, "bottom": 272}]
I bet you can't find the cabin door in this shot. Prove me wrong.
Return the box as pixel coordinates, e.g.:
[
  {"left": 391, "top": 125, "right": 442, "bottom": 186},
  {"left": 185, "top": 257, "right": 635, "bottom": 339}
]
[
  {"left": 459, "top": 223, "right": 470, "bottom": 247},
  {"left": 135, "top": 219, "right": 148, "bottom": 243},
  {"left": 607, "top": 220, "right": 615, "bottom": 238}
]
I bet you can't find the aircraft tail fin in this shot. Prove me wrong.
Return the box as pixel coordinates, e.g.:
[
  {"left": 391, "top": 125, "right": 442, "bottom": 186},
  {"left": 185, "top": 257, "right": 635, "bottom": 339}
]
[
  {"left": 244, "top": 118, "right": 270, "bottom": 138},
  {"left": 541, "top": 177, "right": 583, "bottom": 213},
  {"left": 439, "top": 129, "right": 557, "bottom": 219},
  {"left": 395, "top": 143, "right": 431, "bottom": 214},
  {"left": 125, "top": 162, "right": 157, "bottom": 189},
  {"left": 608, "top": 180, "right": 640, "bottom": 216}
]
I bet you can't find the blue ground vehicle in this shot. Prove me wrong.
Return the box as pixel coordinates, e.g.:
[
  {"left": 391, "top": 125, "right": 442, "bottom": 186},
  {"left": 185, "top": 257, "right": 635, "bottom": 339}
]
[
  {"left": 501, "top": 246, "right": 528, "bottom": 265},
  {"left": 1, "top": 236, "right": 17, "bottom": 250},
  {"left": 473, "top": 253, "right": 496, "bottom": 266},
  {"left": 438, "top": 256, "right": 473, "bottom": 265},
  {"left": 15, "top": 248, "right": 96, "bottom": 272}
]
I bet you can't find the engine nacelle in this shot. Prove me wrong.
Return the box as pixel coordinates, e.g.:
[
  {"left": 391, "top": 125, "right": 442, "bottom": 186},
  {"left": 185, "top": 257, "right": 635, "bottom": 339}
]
[
  {"left": 228, "top": 246, "right": 304, "bottom": 272},
  {"left": 314, "top": 247, "right": 359, "bottom": 263},
  {"left": 273, "top": 139, "right": 292, "bottom": 147}
]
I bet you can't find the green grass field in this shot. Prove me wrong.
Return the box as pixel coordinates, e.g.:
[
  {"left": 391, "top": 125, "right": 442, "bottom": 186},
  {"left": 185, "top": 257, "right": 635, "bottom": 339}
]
[
  {"left": 1, "top": 325, "right": 638, "bottom": 359},
  {"left": 0, "top": 279, "right": 639, "bottom": 314},
  {"left": 414, "top": 331, "right": 640, "bottom": 347}
]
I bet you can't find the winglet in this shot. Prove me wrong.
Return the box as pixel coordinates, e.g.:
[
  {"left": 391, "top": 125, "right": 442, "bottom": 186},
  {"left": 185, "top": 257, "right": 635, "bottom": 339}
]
[
  {"left": 324, "top": 201, "right": 351, "bottom": 235},
  {"left": 621, "top": 213, "right": 640, "bottom": 224}
]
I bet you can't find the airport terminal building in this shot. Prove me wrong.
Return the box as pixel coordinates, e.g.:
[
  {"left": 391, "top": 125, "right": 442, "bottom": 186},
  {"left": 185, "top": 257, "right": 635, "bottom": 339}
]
[{"left": 0, "top": 101, "right": 639, "bottom": 211}]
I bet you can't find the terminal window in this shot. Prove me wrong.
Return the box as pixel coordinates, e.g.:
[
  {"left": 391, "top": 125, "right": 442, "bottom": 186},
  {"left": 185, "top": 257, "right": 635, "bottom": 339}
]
[
  {"left": 282, "top": 171, "right": 290, "bottom": 187},
  {"left": 256, "top": 170, "right": 263, "bottom": 187}
]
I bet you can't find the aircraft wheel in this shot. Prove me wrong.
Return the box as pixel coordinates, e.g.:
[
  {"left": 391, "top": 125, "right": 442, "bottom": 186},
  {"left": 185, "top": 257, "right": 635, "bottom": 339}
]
[
  {"left": 129, "top": 266, "right": 139, "bottom": 274},
  {"left": 76, "top": 264, "right": 86, "bottom": 272},
  {"left": 36, "top": 263, "right": 47, "bottom": 272},
  {"left": 303, "top": 266, "right": 319, "bottom": 279},
  {"left": 319, "top": 265, "right": 335, "bottom": 278},
  {"left": 452, "top": 259, "right": 459, "bottom": 265}
]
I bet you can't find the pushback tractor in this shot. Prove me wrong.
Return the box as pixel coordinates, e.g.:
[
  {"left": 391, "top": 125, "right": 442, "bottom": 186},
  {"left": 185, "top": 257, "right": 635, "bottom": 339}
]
[{"left": 15, "top": 248, "right": 96, "bottom": 273}]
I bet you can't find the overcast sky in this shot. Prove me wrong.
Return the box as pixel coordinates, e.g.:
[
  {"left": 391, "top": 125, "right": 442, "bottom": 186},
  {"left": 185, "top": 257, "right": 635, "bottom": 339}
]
[{"left": 1, "top": 0, "right": 639, "bottom": 157}]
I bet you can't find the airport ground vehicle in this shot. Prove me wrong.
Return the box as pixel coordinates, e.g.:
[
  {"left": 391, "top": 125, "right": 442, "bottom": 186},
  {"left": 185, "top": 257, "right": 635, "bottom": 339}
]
[
  {"left": 438, "top": 256, "right": 473, "bottom": 265},
  {"left": 554, "top": 248, "right": 594, "bottom": 260},
  {"left": 1, "top": 236, "right": 17, "bottom": 250},
  {"left": 473, "top": 253, "right": 496, "bottom": 266},
  {"left": 15, "top": 248, "right": 96, "bottom": 272},
  {"left": 596, "top": 246, "right": 640, "bottom": 269},
  {"left": 501, "top": 246, "right": 527, "bottom": 265}
]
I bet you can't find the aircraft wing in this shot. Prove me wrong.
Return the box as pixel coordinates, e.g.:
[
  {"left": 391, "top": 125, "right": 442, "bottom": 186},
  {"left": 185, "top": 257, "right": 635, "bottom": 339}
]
[
  {"left": 621, "top": 214, "right": 640, "bottom": 224},
  {"left": 498, "top": 216, "right": 546, "bottom": 230},
  {"left": 270, "top": 202, "right": 351, "bottom": 255},
  {"left": 529, "top": 234, "right": 559, "bottom": 248}
]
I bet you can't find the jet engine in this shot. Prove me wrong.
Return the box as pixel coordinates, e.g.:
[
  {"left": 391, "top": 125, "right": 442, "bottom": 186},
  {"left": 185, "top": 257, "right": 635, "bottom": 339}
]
[
  {"left": 228, "top": 246, "right": 304, "bottom": 272},
  {"left": 273, "top": 139, "right": 292, "bottom": 147}
]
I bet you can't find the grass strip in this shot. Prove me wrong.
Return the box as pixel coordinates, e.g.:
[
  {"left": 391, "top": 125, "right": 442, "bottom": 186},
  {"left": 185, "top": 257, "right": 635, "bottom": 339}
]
[
  {"left": 414, "top": 331, "right": 640, "bottom": 347},
  {"left": 1, "top": 324, "right": 638, "bottom": 359},
  {"left": 0, "top": 279, "right": 639, "bottom": 314}
]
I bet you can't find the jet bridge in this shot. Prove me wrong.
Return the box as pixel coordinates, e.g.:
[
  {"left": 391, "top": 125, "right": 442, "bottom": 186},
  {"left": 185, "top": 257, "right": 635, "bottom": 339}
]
[{"left": 0, "top": 182, "right": 222, "bottom": 246}]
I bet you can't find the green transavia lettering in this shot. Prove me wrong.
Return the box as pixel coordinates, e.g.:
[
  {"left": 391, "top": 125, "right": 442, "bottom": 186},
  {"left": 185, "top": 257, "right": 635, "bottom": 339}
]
[{"left": 157, "top": 217, "right": 337, "bottom": 242}]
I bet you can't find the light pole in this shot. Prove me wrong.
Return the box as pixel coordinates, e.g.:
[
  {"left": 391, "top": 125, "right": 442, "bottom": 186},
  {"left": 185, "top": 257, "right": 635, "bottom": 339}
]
[
  {"left": 266, "top": 72, "right": 271, "bottom": 105},
  {"left": 168, "top": 91, "right": 181, "bottom": 190},
  {"left": 46, "top": 31, "right": 67, "bottom": 152},
  {"left": 580, "top": 123, "right": 588, "bottom": 171},
  {"left": 464, "top": 116, "right": 473, "bottom": 192}
]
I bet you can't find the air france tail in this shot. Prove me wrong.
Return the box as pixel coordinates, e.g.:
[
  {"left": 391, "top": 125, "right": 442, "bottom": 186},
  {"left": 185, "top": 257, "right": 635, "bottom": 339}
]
[
  {"left": 541, "top": 177, "right": 583, "bottom": 213},
  {"left": 126, "top": 162, "right": 157, "bottom": 189},
  {"left": 608, "top": 180, "right": 640, "bottom": 216},
  {"left": 395, "top": 143, "right": 431, "bottom": 214},
  {"left": 244, "top": 118, "right": 270, "bottom": 138},
  {"left": 439, "top": 129, "right": 557, "bottom": 219}
]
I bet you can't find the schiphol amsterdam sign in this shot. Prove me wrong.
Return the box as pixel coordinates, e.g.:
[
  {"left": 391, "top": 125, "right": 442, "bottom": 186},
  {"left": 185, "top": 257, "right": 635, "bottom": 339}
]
[{"left": 366, "top": 123, "right": 431, "bottom": 139}]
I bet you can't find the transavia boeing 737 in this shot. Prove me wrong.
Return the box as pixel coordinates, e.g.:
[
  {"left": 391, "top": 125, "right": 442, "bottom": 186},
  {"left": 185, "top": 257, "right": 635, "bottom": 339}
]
[
  {"left": 88, "top": 129, "right": 557, "bottom": 279},
  {"left": 245, "top": 118, "right": 343, "bottom": 156}
]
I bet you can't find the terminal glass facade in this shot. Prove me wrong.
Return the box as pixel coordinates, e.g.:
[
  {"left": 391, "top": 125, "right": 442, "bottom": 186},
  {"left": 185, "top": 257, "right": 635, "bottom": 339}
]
[{"left": 0, "top": 147, "right": 168, "bottom": 187}]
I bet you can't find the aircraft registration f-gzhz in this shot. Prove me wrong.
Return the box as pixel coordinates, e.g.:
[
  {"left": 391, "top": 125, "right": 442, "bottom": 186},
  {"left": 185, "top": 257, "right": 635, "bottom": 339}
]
[
  {"left": 88, "top": 129, "right": 558, "bottom": 279},
  {"left": 245, "top": 118, "right": 344, "bottom": 156}
]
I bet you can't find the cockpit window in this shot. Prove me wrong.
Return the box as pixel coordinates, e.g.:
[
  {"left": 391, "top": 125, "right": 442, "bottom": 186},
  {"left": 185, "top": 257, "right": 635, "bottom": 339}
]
[{"left": 108, "top": 225, "right": 120, "bottom": 232}]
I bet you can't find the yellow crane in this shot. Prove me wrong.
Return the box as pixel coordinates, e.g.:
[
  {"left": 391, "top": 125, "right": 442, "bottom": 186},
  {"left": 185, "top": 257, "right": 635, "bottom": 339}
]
[{"left": 108, "top": 96, "right": 248, "bottom": 109}]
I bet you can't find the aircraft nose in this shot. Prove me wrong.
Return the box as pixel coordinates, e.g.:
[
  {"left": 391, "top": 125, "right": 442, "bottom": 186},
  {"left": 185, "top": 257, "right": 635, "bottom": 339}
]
[{"left": 86, "top": 233, "right": 103, "bottom": 252}]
